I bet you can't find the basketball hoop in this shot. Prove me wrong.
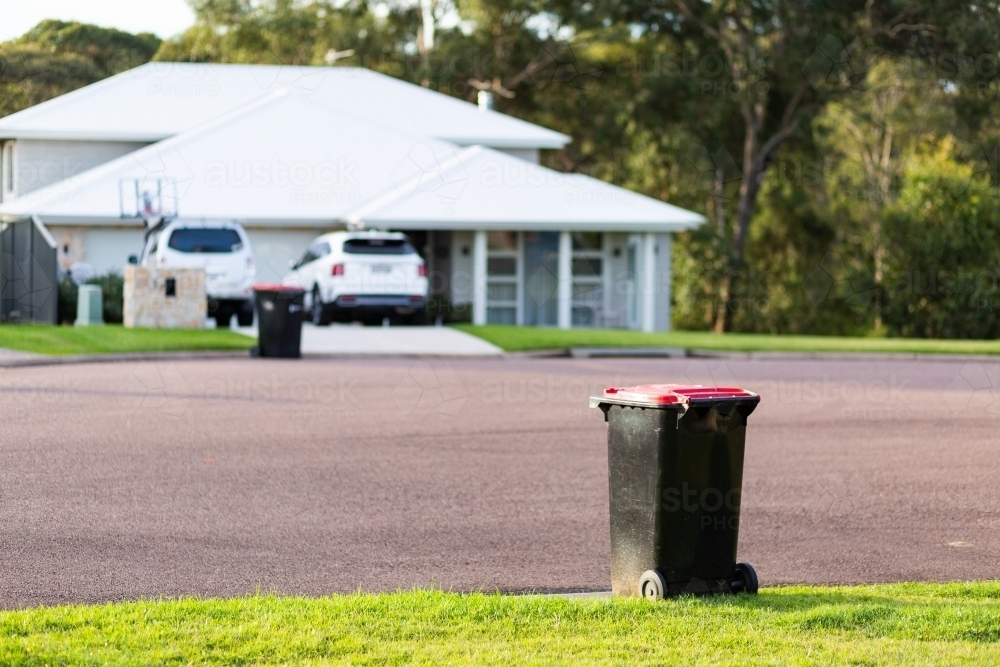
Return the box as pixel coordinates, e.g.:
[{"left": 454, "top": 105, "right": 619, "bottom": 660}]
[{"left": 120, "top": 178, "right": 178, "bottom": 225}]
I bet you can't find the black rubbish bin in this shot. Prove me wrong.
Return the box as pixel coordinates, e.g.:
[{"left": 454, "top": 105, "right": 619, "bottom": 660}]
[
  {"left": 252, "top": 284, "right": 305, "bottom": 358},
  {"left": 590, "top": 384, "right": 761, "bottom": 599}
]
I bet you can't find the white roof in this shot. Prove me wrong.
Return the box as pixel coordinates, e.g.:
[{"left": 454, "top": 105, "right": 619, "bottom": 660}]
[
  {"left": 0, "top": 62, "right": 569, "bottom": 149},
  {"left": 349, "top": 145, "right": 704, "bottom": 232},
  {"left": 0, "top": 91, "right": 703, "bottom": 233},
  {"left": 0, "top": 91, "right": 464, "bottom": 225}
]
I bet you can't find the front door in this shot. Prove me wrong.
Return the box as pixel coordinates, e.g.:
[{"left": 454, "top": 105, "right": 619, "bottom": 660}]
[{"left": 522, "top": 231, "right": 559, "bottom": 326}]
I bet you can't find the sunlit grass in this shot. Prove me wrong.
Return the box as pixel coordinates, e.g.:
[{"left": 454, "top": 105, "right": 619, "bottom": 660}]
[
  {"left": 455, "top": 324, "right": 1000, "bottom": 355},
  {"left": 1, "top": 583, "right": 998, "bottom": 665},
  {"left": 0, "top": 324, "right": 254, "bottom": 356}
]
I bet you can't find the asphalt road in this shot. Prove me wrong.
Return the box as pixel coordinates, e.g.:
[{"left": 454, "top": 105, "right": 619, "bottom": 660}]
[{"left": 1, "top": 355, "right": 997, "bottom": 608}]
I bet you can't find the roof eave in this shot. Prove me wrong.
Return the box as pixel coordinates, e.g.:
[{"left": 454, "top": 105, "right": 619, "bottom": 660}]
[
  {"left": 0, "top": 130, "right": 171, "bottom": 142},
  {"left": 17, "top": 214, "right": 704, "bottom": 232},
  {"left": 357, "top": 218, "right": 705, "bottom": 232},
  {"left": 0, "top": 129, "right": 572, "bottom": 149},
  {"left": 445, "top": 136, "right": 571, "bottom": 150}
]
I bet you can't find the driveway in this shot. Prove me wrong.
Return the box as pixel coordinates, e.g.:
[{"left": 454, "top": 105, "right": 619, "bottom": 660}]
[
  {"left": 235, "top": 322, "right": 502, "bottom": 356},
  {"left": 0, "top": 355, "right": 997, "bottom": 607}
]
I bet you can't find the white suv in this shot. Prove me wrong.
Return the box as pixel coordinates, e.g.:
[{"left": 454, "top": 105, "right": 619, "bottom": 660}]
[
  {"left": 284, "top": 231, "right": 428, "bottom": 325},
  {"left": 138, "top": 219, "right": 256, "bottom": 326}
]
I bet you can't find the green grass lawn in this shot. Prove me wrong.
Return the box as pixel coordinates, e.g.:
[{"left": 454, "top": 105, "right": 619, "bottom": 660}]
[
  {"left": 0, "top": 324, "right": 255, "bottom": 356},
  {"left": 0, "top": 583, "right": 998, "bottom": 665},
  {"left": 455, "top": 324, "right": 1000, "bottom": 356}
]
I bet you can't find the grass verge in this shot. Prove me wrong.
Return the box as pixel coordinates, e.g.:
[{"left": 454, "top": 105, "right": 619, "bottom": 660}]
[
  {"left": 0, "top": 324, "right": 255, "bottom": 356},
  {"left": 454, "top": 324, "right": 1000, "bottom": 355},
  {"left": 1, "top": 583, "right": 998, "bottom": 665}
]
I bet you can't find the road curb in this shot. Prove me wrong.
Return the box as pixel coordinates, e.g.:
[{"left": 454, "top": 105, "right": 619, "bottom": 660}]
[
  {"left": 3, "top": 347, "right": 997, "bottom": 369},
  {"left": 507, "top": 347, "right": 1000, "bottom": 363},
  {"left": 0, "top": 349, "right": 512, "bottom": 368},
  {"left": 0, "top": 350, "right": 252, "bottom": 369},
  {"left": 684, "top": 349, "right": 1000, "bottom": 363}
]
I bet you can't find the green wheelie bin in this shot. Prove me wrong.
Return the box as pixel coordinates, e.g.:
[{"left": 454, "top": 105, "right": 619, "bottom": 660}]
[
  {"left": 590, "top": 384, "right": 761, "bottom": 599},
  {"left": 251, "top": 284, "right": 305, "bottom": 358}
]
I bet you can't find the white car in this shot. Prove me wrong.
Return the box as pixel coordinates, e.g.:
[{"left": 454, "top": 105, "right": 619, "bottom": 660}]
[
  {"left": 137, "top": 219, "right": 256, "bottom": 326},
  {"left": 284, "top": 231, "right": 428, "bottom": 325}
]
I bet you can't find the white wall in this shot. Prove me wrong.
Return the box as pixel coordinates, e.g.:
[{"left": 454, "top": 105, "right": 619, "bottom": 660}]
[
  {"left": 15, "top": 140, "right": 148, "bottom": 196},
  {"left": 603, "top": 232, "right": 630, "bottom": 328},
  {"left": 493, "top": 148, "right": 539, "bottom": 164},
  {"left": 0, "top": 140, "right": 14, "bottom": 203},
  {"left": 47, "top": 225, "right": 321, "bottom": 280},
  {"left": 654, "top": 233, "right": 672, "bottom": 332},
  {"left": 83, "top": 228, "right": 146, "bottom": 275},
  {"left": 450, "top": 230, "right": 474, "bottom": 305}
]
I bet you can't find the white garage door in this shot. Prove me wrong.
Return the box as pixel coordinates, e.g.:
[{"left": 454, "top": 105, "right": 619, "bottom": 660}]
[{"left": 245, "top": 229, "right": 327, "bottom": 284}]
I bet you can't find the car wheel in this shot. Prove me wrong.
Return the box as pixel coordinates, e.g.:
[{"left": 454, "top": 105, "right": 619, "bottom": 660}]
[
  {"left": 213, "top": 305, "right": 233, "bottom": 328},
  {"left": 236, "top": 301, "right": 254, "bottom": 327},
  {"left": 312, "top": 287, "right": 331, "bottom": 326},
  {"left": 404, "top": 307, "right": 427, "bottom": 326}
]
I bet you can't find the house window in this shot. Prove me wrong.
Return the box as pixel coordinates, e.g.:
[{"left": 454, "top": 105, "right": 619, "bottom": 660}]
[
  {"left": 571, "top": 232, "right": 604, "bottom": 326},
  {"left": 486, "top": 231, "right": 519, "bottom": 325},
  {"left": 1, "top": 141, "right": 13, "bottom": 199}
]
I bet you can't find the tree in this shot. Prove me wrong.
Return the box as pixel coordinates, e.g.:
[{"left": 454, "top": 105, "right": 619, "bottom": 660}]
[
  {"left": 0, "top": 20, "right": 160, "bottom": 118},
  {"left": 19, "top": 20, "right": 160, "bottom": 76},
  {"left": 562, "top": 0, "right": 994, "bottom": 331},
  {"left": 155, "top": 0, "right": 383, "bottom": 66},
  {"left": 817, "top": 58, "right": 952, "bottom": 328},
  {"left": 881, "top": 139, "right": 1000, "bottom": 338}
]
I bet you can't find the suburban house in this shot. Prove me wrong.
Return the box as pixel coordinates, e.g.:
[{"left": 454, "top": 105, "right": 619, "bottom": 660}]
[{"left": 0, "top": 63, "right": 703, "bottom": 330}]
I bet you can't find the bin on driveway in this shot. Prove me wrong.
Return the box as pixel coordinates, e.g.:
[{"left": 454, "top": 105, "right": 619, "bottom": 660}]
[
  {"left": 252, "top": 284, "right": 305, "bottom": 358},
  {"left": 590, "top": 384, "right": 761, "bottom": 599}
]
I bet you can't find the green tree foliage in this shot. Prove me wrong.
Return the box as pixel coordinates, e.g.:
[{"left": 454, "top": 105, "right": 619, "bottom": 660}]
[
  {"left": 815, "top": 59, "right": 953, "bottom": 328},
  {"left": 0, "top": 20, "right": 160, "bottom": 118},
  {"left": 8, "top": 3, "right": 1000, "bottom": 339},
  {"left": 154, "top": 0, "right": 395, "bottom": 67},
  {"left": 562, "top": 1, "right": 1000, "bottom": 333},
  {"left": 881, "top": 140, "right": 1000, "bottom": 339}
]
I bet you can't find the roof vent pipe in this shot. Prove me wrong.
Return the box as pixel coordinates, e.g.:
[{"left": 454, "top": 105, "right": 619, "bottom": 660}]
[{"left": 477, "top": 91, "right": 494, "bottom": 111}]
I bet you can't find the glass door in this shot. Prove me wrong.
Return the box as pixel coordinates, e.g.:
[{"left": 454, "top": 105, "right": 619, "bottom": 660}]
[{"left": 522, "top": 231, "right": 559, "bottom": 326}]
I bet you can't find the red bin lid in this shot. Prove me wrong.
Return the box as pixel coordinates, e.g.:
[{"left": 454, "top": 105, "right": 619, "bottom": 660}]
[{"left": 594, "top": 384, "right": 758, "bottom": 408}]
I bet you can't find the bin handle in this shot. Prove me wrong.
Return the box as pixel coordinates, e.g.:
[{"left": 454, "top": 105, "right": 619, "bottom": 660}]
[{"left": 588, "top": 397, "right": 690, "bottom": 424}]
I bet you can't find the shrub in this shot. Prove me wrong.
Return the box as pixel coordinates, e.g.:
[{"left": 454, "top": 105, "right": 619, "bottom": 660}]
[
  {"left": 56, "top": 271, "right": 125, "bottom": 324},
  {"left": 87, "top": 272, "right": 124, "bottom": 324},
  {"left": 57, "top": 276, "right": 78, "bottom": 324}
]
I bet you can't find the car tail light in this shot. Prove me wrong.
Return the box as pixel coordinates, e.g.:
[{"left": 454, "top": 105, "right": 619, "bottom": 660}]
[
  {"left": 340, "top": 295, "right": 356, "bottom": 301},
  {"left": 409, "top": 295, "right": 423, "bottom": 302},
  {"left": 417, "top": 263, "right": 427, "bottom": 277},
  {"left": 332, "top": 263, "right": 345, "bottom": 276}
]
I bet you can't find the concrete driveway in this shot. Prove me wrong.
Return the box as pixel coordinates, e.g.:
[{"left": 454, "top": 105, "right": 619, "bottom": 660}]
[{"left": 235, "top": 322, "right": 502, "bottom": 356}]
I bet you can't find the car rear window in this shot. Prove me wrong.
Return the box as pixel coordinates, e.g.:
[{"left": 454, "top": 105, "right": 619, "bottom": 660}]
[
  {"left": 343, "top": 238, "right": 414, "bottom": 255},
  {"left": 168, "top": 228, "right": 243, "bottom": 253}
]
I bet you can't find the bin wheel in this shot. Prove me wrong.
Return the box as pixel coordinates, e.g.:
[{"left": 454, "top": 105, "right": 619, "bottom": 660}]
[
  {"left": 732, "top": 562, "right": 758, "bottom": 595},
  {"left": 639, "top": 570, "right": 668, "bottom": 601}
]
